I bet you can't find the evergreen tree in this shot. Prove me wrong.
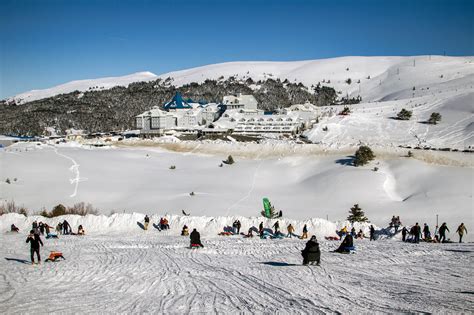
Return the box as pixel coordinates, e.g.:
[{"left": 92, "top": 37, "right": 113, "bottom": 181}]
[
  {"left": 347, "top": 204, "right": 368, "bottom": 223},
  {"left": 397, "top": 108, "right": 412, "bottom": 120},
  {"left": 354, "top": 145, "right": 375, "bottom": 166},
  {"left": 428, "top": 112, "right": 442, "bottom": 124}
]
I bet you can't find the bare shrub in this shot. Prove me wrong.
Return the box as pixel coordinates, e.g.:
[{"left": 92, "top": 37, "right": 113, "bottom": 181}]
[{"left": 0, "top": 200, "right": 28, "bottom": 216}]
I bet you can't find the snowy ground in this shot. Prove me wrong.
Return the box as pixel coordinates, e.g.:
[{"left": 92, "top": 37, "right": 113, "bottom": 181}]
[
  {"left": 0, "top": 220, "right": 472, "bottom": 313},
  {"left": 1, "top": 142, "right": 472, "bottom": 239}
]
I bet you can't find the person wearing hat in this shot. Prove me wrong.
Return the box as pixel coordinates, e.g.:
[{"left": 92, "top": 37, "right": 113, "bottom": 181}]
[{"left": 301, "top": 235, "right": 320, "bottom": 265}]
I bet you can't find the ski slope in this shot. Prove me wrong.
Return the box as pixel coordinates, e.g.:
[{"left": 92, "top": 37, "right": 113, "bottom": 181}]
[{"left": 0, "top": 213, "right": 472, "bottom": 313}]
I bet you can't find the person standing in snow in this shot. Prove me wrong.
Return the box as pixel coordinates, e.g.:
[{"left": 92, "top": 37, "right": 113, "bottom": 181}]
[
  {"left": 190, "top": 228, "right": 204, "bottom": 248},
  {"left": 232, "top": 220, "right": 238, "bottom": 234},
  {"left": 351, "top": 227, "right": 356, "bottom": 237},
  {"left": 402, "top": 226, "right": 408, "bottom": 242},
  {"left": 456, "top": 223, "right": 467, "bottom": 243},
  {"left": 423, "top": 223, "right": 431, "bottom": 240},
  {"left": 287, "top": 224, "right": 295, "bottom": 238},
  {"left": 439, "top": 223, "right": 450, "bottom": 243},
  {"left": 26, "top": 230, "right": 43, "bottom": 264},
  {"left": 144, "top": 215, "right": 150, "bottom": 230},
  {"left": 62, "top": 220, "right": 71, "bottom": 235},
  {"left": 301, "top": 224, "right": 308, "bottom": 239},
  {"left": 259, "top": 222, "right": 264, "bottom": 237},
  {"left": 413, "top": 223, "right": 421, "bottom": 243},
  {"left": 236, "top": 220, "right": 241, "bottom": 234},
  {"left": 32, "top": 220, "right": 39, "bottom": 235},
  {"left": 272, "top": 221, "right": 280, "bottom": 234},
  {"left": 369, "top": 225, "right": 375, "bottom": 241}
]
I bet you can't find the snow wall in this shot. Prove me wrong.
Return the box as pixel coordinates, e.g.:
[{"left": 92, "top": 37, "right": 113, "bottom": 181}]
[{"left": 0, "top": 213, "right": 375, "bottom": 239}]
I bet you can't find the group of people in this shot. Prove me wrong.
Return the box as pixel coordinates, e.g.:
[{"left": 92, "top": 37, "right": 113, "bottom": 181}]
[
  {"left": 143, "top": 215, "right": 170, "bottom": 231},
  {"left": 389, "top": 216, "right": 402, "bottom": 233},
  {"left": 401, "top": 222, "right": 467, "bottom": 243},
  {"left": 336, "top": 226, "right": 368, "bottom": 240}
]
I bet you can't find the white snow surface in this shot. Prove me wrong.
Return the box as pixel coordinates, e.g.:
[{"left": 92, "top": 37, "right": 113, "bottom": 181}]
[
  {"left": 1, "top": 141, "right": 472, "bottom": 242},
  {"left": 0, "top": 213, "right": 473, "bottom": 313}
]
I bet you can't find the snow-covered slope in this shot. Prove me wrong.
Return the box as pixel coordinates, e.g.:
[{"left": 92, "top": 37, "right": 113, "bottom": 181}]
[
  {"left": 2, "top": 142, "right": 472, "bottom": 237},
  {"left": 159, "top": 56, "right": 473, "bottom": 102},
  {"left": 8, "top": 56, "right": 473, "bottom": 105},
  {"left": 7, "top": 71, "right": 158, "bottom": 105}
]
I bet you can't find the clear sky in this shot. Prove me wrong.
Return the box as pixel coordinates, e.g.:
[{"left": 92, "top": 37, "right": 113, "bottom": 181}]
[{"left": 0, "top": 0, "right": 472, "bottom": 99}]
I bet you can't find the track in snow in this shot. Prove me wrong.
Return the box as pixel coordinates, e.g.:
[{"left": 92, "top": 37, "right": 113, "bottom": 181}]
[{"left": 0, "top": 232, "right": 472, "bottom": 313}]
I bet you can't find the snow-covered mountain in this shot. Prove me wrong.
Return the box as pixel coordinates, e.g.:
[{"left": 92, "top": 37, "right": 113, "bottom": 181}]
[
  {"left": 7, "top": 56, "right": 473, "bottom": 105},
  {"left": 8, "top": 71, "right": 158, "bottom": 105}
]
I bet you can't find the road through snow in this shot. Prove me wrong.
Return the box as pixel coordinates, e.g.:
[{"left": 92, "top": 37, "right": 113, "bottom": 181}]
[{"left": 0, "top": 230, "right": 472, "bottom": 313}]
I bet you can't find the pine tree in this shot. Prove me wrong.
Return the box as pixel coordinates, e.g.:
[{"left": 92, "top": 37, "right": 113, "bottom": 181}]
[
  {"left": 354, "top": 145, "right": 375, "bottom": 166},
  {"left": 397, "top": 108, "right": 412, "bottom": 120},
  {"left": 347, "top": 204, "right": 368, "bottom": 223},
  {"left": 428, "top": 112, "right": 442, "bottom": 125}
]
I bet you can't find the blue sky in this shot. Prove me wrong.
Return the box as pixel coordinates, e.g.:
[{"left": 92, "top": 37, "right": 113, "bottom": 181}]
[{"left": 0, "top": 0, "right": 472, "bottom": 99}]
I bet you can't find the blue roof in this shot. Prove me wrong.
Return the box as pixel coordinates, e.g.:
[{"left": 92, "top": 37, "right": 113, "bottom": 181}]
[{"left": 163, "top": 92, "right": 193, "bottom": 110}]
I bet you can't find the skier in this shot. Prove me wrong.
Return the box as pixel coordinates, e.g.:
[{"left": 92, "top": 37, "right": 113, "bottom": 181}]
[
  {"left": 190, "top": 228, "right": 204, "bottom": 248},
  {"left": 439, "top": 222, "right": 450, "bottom": 243},
  {"left": 413, "top": 223, "right": 421, "bottom": 243},
  {"left": 144, "top": 215, "right": 150, "bottom": 230},
  {"left": 272, "top": 221, "right": 280, "bottom": 234},
  {"left": 301, "top": 224, "right": 308, "bottom": 239},
  {"left": 301, "top": 236, "right": 320, "bottom": 265},
  {"left": 26, "top": 230, "right": 43, "bottom": 265},
  {"left": 11, "top": 224, "right": 19, "bottom": 232},
  {"left": 423, "top": 223, "right": 431, "bottom": 240},
  {"left": 401, "top": 226, "right": 408, "bottom": 242},
  {"left": 259, "top": 222, "right": 264, "bottom": 237},
  {"left": 456, "top": 223, "right": 467, "bottom": 243},
  {"left": 369, "top": 225, "right": 375, "bottom": 241},
  {"left": 335, "top": 234, "right": 354, "bottom": 253}
]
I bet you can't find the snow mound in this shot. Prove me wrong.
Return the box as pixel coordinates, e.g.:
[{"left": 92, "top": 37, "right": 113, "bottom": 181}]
[{"left": 0, "top": 213, "right": 372, "bottom": 239}]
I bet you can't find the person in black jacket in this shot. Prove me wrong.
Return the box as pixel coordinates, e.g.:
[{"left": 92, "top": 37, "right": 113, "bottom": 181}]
[
  {"left": 26, "top": 230, "right": 44, "bottom": 264},
  {"left": 401, "top": 226, "right": 408, "bottom": 242},
  {"left": 302, "top": 236, "right": 320, "bottom": 265},
  {"left": 439, "top": 223, "right": 450, "bottom": 243},
  {"left": 369, "top": 225, "right": 375, "bottom": 241},
  {"left": 259, "top": 222, "right": 264, "bottom": 237},
  {"left": 190, "top": 229, "right": 204, "bottom": 248},
  {"left": 335, "top": 234, "right": 354, "bottom": 253},
  {"left": 413, "top": 223, "right": 421, "bottom": 243}
]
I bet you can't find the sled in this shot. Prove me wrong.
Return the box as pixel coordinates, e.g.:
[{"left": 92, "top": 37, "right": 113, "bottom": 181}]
[
  {"left": 45, "top": 251, "right": 65, "bottom": 262},
  {"left": 325, "top": 236, "right": 340, "bottom": 241},
  {"left": 190, "top": 243, "right": 203, "bottom": 249}
]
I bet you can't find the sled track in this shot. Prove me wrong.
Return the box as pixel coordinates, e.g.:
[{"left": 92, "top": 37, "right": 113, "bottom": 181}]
[{"left": 0, "top": 232, "right": 473, "bottom": 313}]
